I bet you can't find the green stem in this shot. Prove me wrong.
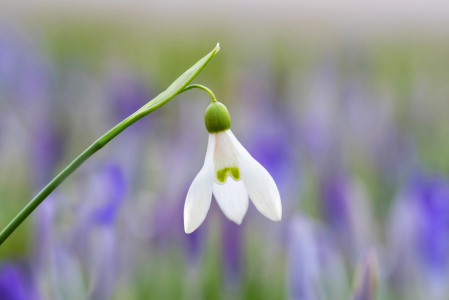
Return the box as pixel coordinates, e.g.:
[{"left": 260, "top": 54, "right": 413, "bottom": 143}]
[
  {"left": 0, "top": 84, "right": 218, "bottom": 246},
  {"left": 0, "top": 143, "right": 100, "bottom": 246},
  {"left": 181, "top": 84, "right": 217, "bottom": 102},
  {"left": 0, "top": 104, "right": 154, "bottom": 246},
  {"left": 0, "top": 41, "right": 220, "bottom": 246}
]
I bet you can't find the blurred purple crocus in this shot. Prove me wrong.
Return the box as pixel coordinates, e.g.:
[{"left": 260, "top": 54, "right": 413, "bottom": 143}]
[
  {"left": 91, "top": 163, "right": 127, "bottom": 225},
  {"left": 0, "top": 34, "right": 53, "bottom": 122},
  {"left": 0, "top": 29, "right": 22, "bottom": 95},
  {"left": 184, "top": 218, "right": 208, "bottom": 267},
  {"left": 341, "top": 80, "right": 414, "bottom": 181},
  {"left": 236, "top": 69, "right": 300, "bottom": 207},
  {"left": 69, "top": 162, "right": 125, "bottom": 253},
  {"left": 14, "top": 55, "right": 52, "bottom": 111},
  {"left": 351, "top": 250, "right": 379, "bottom": 300},
  {"left": 82, "top": 163, "right": 125, "bottom": 299},
  {"left": 31, "top": 122, "right": 64, "bottom": 188},
  {"left": 106, "top": 69, "right": 151, "bottom": 126},
  {"left": 73, "top": 162, "right": 126, "bottom": 232},
  {"left": 287, "top": 214, "right": 323, "bottom": 300},
  {"left": 88, "top": 226, "right": 118, "bottom": 300},
  {"left": 247, "top": 113, "right": 301, "bottom": 213},
  {"left": 314, "top": 227, "right": 349, "bottom": 300},
  {"left": 0, "top": 37, "right": 14, "bottom": 93},
  {"left": 33, "top": 193, "right": 58, "bottom": 274},
  {"left": 389, "top": 172, "right": 449, "bottom": 298},
  {"left": 50, "top": 246, "right": 87, "bottom": 300},
  {"left": 221, "top": 216, "right": 245, "bottom": 288},
  {"left": 320, "top": 171, "right": 373, "bottom": 260},
  {"left": 182, "top": 184, "right": 209, "bottom": 267},
  {"left": 106, "top": 70, "right": 152, "bottom": 185},
  {"left": 0, "top": 262, "right": 40, "bottom": 300},
  {"left": 415, "top": 177, "right": 449, "bottom": 280},
  {"left": 299, "top": 59, "right": 339, "bottom": 166},
  {"left": 47, "top": 162, "right": 126, "bottom": 300},
  {"left": 321, "top": 172, "right": 352, "bottom": 242}
]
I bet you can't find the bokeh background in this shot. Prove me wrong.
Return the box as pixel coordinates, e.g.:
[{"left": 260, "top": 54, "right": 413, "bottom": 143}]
[{"left": 1, "top": 1, "right": 449, "bottom": 299}]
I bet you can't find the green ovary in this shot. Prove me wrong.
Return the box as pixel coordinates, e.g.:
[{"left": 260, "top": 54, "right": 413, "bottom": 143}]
[{"left": 216, "top": 167, "right": 240, "bottom": 183}]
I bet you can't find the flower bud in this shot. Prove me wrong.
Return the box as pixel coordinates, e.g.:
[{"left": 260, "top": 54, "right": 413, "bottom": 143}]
[{"left": 204, "top": 102, "right": 231, "bottom": 133}]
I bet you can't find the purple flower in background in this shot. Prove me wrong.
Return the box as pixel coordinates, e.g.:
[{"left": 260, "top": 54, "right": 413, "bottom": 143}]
[
  {"left": 287, "top": 215, "right": 322, "bottom": 300},
  {"left": 151, "top": 200, "right": 179, "bottom": 246},
  {"left": 247, "top": 113, "right": 301, "bottom": 212},
  {"left": 33, "top": 193, "right": 58, "bottom": 273},
  {"left": 185, "top": 220, "right": 208, "bottom": 267},
  {"left": 248, "top": 124, "right": 293, "bottom": 186},
  {"left": 82, "top": 162, "right": 125, "bottom": 297},
  {"left": 235, "top": 68, "right": 301, "bottom": 208},
  {"left": 88, "top": 226, "right": 118, "bottom": 300},
  {"left": 0, "top": 262, "right": 39, "bottom": 300},
  {"left": 341, "top": 80, "right": 414, "bottom": 181},
  {"left": 50, "top": 246, "right": 87, "bottom": 300},
  {"left": 0, "top": 30, "right": 53, "bottom": 118},
  {"left": 320, "top": 170, "right": 373, "bottom": 259},
  {"left": 388, "top": 171, "right": 449, "bottom": 298},
  {"left": 70, "top": 162, "right": 126, "bottom": 258},
  {"left": 221, "top": 216, "right": 244, "bottom": 287},
  {"left": 180, "top": 184, "right": 209, "bottom": 266},
  {"left": 92, "top": 163, "right": 127, "bottom": 225},
  {"left": 31, "top": 123, "right": 64, "bottom": 188},
  {"left": 411, "top": 174, "right": 449, "bottom": 297},
  {"left": 351, "top": 250, "right": 379, "bottom": 300},
  {"left": 314, "top": 227, "right": 349, "bottom": 300},
  {"left": 299, "top": 59, "right": 339, "bottom": 165},
  {"left": 387, "top": 187, "right": 418, "bottom": 291},
  {"left": 415, "top": 177, "right": 449, "bottom": 277},
  {"left": 14, "top": 54, "right": 52, "bottom": 110},
  {"left": 0, "top": 26, "right": 54, "bottom": 132},
  {"left": 43, "top": 162, "right": 126, "bottom": 300},
  {"left": 321, "top": 172, "right": 352, "bottom": 237},
  {"left": 105, "top": 70, "right": 153, "bottom": 185},
  {"left": 0, "top": 30, "right": 20, "bottom": 93},
  {"left": 107, "top": 70, "right": 151, "bottom": 125}
]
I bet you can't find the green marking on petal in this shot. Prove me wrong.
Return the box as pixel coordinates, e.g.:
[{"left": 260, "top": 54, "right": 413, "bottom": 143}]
[{"left": 217, "top": 167, "right": 240, "bottom": 183}]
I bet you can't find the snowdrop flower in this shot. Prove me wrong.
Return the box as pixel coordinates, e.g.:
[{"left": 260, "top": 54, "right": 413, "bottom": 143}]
[{"left": 184, "top": 100, "right": 282, "bottom": 233}]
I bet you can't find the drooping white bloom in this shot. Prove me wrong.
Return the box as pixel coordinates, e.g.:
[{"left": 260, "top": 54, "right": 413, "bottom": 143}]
[{"left": 184, "top": 101, "right": 282, "bottom": 233}]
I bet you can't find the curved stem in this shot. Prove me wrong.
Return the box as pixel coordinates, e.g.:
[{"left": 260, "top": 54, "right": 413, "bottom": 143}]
[
  {"left": 0, "top": 84, "right": 219, "bottom": 246},
  {"left": 0, "top": 143, "right": 100, "bottom": 245},
  {"left": 181, "top": 84, "right": 217, "bottom": 102},
  {"left": 0, "top": 42, "right": 220, "bottom": 247},
  {"left": 0, "top": 103, "right": 157, "bottom": 246}
]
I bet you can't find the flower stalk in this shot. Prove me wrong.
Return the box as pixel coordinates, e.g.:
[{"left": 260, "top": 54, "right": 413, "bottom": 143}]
[
  {"left": 181, "top": 84, "right": 217, "bottom": 102},
  {"left": 0, "top": 43, "right": 220, "bottom": 246}
]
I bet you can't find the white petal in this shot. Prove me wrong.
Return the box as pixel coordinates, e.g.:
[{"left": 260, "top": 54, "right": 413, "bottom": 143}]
[
  {"left": 213, "top": 179, "right": 249, "bottom": 224},
  {"left": 184, "top": 134, "right": 216, "bottom": 233},
  {"left": 213, "top": 131, "right": 241, "bottom": 185},
  {"left": 226, "top": 130, "right": 282, "bottom": 221}
]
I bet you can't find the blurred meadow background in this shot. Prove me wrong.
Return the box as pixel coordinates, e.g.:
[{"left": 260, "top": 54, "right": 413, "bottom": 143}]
[{"left": 1, "top": 1, "right": 449, "bottom": 299}]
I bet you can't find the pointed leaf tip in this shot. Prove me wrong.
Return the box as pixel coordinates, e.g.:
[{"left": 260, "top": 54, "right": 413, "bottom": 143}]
[{"left": 130, "top": 44, "right": 220, "bottom": 118}]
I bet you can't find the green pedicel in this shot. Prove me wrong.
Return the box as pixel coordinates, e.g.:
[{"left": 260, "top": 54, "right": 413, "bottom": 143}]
[{"left": 204, "top": 102, "right": 231, "bottom": 133}]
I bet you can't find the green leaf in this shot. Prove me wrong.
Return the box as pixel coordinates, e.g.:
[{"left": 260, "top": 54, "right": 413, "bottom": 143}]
[
  {"left": 0, "top": 44, "right": 221, "bottom": 247},
  {"left": 132, "top": 43, "right": 220, "bottom": 118},
  {"left": 97, "top": 43, "right": 219, "bottom": 146}
]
